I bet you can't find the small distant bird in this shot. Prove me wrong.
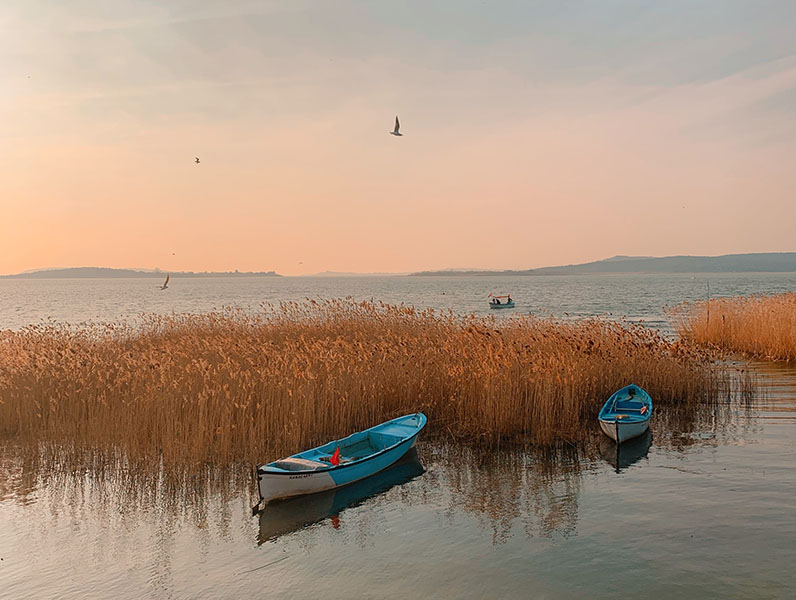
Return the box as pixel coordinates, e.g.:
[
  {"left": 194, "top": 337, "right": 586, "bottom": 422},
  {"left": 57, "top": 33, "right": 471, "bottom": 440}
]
[
  {"left": 159, "top": 274, "right": 170, "bottom": 290},
  {"left": 390, "top": 116, "right": 402, "bottom": 136},
  {"left": 298, "top": 261, "right": 304, "bottom": 265},
  {"left": 195, "top": 157, "right": 200, "bottom": 164}
]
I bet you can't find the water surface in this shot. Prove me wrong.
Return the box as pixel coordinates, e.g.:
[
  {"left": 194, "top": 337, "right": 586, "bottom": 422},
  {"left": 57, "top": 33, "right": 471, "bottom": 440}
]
[
  {"left": 3, "top": 272, "right": 796, "bottom": 333},
  {"left": 1, "top": 367, "right": 793, "bottom": 599},
  {"left": 1, "top": 275, "right": 795, "bottom": 598}
]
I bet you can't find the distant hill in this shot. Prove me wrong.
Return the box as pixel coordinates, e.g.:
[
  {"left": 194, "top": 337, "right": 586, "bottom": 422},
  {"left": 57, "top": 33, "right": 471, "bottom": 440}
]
[
  {"left": 410, "top": 253, "right": 796, "bottom": 276},
  {"left": 2, "top": 267, "right": 281, "bottom": 279}
]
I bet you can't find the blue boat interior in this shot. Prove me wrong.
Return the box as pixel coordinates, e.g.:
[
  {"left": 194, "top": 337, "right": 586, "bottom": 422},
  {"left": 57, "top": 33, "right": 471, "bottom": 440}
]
[
  {"left": 599, "top": 385, "right": 652, "bottom": 424},
  {"left": 265, "top": 414, "right": 425, "bottom": 473}
]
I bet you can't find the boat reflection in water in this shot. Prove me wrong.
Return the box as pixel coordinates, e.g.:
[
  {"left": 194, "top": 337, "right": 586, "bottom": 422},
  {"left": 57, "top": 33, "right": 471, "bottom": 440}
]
[
  {"left": 598, "top": 429, "right": 652, "bottom": 473},
  {"left": 257, "top": 448, "right": 425, "bottom": 544}
]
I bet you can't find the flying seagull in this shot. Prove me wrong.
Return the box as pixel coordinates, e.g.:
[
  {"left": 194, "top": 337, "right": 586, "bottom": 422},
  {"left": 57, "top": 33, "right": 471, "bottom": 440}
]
[
  {"left": 389, "top": 116, "right": 402, "bottom": 136},
  {"left": 195, "top": 157, "right": 200, "bottom": 164},
  {"left": 159, "top": 274, "right": 170, "bottom": 290}
]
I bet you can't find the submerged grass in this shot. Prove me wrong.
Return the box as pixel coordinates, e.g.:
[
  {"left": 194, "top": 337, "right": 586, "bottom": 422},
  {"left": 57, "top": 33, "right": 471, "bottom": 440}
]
[
  {"left": 671, "top": 292, "right": 796, "bottom": 363},
  {"left": 0, "top": 300, "right": 734, "bottom": 467}
]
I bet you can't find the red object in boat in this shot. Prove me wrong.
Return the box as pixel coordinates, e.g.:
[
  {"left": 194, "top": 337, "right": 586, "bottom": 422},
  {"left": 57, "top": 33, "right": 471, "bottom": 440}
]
[{"left": 330, "top": 446, "right": 340, "bottom": 466}]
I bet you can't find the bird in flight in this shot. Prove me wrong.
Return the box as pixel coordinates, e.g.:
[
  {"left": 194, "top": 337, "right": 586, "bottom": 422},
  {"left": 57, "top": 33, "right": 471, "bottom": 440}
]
[
  {"left": 159, "top": 274, "right": 170, "bottom": 290},
  {"left": 195, "top": 157, "right": 200, "bottom": 164},
  {"left": 390, "top": 116, "right": 402, "bottom": 136}
]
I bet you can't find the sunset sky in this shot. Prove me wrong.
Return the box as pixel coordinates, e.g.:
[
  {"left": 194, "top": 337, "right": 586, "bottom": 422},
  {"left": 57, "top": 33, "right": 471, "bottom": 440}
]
[{"left": 2, "top": 1, "right": 795, "bottom": 275}]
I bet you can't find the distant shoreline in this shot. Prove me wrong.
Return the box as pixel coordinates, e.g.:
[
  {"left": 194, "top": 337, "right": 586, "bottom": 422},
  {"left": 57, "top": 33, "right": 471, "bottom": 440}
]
[
  {"left": 1, "top": 267, "right": 282, "bottom": 279},
  {"left": 5, "top": 252, "right": 796, "bottom": 279}
]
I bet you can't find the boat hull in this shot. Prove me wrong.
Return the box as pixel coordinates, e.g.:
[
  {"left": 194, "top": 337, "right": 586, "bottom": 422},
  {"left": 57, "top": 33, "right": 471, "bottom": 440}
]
[
  {"left": 599, "top": 418, "right": 649, "bottom": 443},
  {"left": 598, "top": 384, "right": 653, "bottom": 444},
  {"left": 258, "top": 436, "right": 419, "bottom": 502},
  {"left": 489, "top": 301, "right": 515, "bottom": 309}
]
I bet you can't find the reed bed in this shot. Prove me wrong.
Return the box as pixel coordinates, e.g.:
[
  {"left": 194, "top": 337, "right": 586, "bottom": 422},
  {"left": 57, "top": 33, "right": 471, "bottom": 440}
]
[
  {"left": 671, "top": 292, "right": 796, "bottom": 363},
  {"left": 0, "top": 300, "right": 732, "bottom": 467}
]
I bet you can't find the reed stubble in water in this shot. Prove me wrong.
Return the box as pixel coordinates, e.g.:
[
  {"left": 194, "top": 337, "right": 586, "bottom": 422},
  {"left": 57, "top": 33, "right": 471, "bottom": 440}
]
[
  {"left": 671, "top": 292, "right": 796, "bottom": 363},
  {"left": 0, "top": 301, "right": 734, "bottom": 468}
]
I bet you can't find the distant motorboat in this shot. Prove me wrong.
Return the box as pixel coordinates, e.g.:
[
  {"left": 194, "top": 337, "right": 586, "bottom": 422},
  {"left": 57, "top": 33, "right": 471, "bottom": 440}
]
[
  {"left": 489, "top": 300, "right": 515, "bottom": 309},
  {"left": 254, "top": 413, "right": 427, "bottom": 507},
  {"left": 598, "top": 384, "right": 652, "bottom": 444},
  {"left": 488, "top": 293, "right": 515, "bottom": 309}
]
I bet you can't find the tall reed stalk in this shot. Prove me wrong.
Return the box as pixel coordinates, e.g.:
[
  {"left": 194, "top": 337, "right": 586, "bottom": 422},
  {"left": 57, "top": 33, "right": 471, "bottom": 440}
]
[
  {"left": 671, "top": 292, "right": 796, "bottom": 362},
  {"left": 0, "top": 301, "right": 730, "bottom": 467}
]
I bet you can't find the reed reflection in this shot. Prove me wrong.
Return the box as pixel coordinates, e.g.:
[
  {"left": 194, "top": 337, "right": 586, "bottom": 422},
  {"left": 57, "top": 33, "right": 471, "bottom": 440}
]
[
  {"left": 421, "top": 443, "right": 585, "bottom": 543},
  {"left": 651, "top": 380, "right": 756, "bottom": 451},
  {"left": 0, "top": 373, "right": 759, "bottom": 553}
]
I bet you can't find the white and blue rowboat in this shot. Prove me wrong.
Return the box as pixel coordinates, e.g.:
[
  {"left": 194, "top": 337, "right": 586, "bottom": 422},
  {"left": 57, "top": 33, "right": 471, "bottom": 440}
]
[
  {"left": 255, "top": 413, "right": 427, "bottom": 506},
  {"left": 598, "top": 384, "right": 652, "bottom": 444}
]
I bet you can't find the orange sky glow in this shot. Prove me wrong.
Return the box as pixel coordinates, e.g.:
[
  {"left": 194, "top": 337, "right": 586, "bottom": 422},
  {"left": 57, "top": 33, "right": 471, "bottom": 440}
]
[{"left": 2, "top": 1, "right": 795, "bottom": 275}]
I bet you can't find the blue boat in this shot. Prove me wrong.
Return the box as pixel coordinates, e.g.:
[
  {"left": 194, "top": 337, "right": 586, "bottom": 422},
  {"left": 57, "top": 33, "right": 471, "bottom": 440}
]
[
  {"left": 255, "top": 413, "right": 427, "bottom": 506},
  {"left": 598, "top": 384, "right": 652, "bottom": 443},
  {"left": 489, "top": 294, "right": 515, "bottom": 309}
]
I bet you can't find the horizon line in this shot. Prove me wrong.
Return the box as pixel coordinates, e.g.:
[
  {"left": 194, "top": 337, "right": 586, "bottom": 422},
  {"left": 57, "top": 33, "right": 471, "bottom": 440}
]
[{"left": 5, "top": 251, "right": 796, "bottom": 278}]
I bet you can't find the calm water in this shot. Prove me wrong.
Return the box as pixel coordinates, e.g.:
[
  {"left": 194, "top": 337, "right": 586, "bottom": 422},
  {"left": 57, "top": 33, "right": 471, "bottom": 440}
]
[
  {"left": 3, "top": 272, "right": 796, "bottom": 332},
  {"left": 1, "top": 274, "right": 795, "bottom": 599}
]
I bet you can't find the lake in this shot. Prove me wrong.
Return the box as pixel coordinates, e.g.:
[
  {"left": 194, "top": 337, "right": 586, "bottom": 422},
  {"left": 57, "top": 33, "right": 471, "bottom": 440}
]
[
  {"left": 1, "top": 274, "right": 795, "bottom": 599},
  {"left": 3, "top": 272, "right": 796, "bottom": 333}
]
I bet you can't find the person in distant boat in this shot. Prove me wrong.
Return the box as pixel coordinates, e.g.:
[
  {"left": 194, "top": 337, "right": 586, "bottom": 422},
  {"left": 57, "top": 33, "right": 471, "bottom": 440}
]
[
  {"left": 507, "top": 295, "right": 512, "bottom": 303},
  {"left": 495, "top": 297, "right": 501, "bottom": 305}
]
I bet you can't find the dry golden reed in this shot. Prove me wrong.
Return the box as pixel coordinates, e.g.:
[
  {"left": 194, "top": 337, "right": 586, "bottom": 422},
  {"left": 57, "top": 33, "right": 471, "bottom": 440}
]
[
  {"left": 0, "top": 300, "right": 728, "bottom": 467},
  {"left": 671, "top": 292, "right": 796, "bottom": 363}
]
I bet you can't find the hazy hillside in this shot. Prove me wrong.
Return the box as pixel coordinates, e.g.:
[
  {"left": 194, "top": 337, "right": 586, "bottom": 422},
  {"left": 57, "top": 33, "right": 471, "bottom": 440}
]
[{"left": 410, "top": 253, "right": 796, "bottom": 276}]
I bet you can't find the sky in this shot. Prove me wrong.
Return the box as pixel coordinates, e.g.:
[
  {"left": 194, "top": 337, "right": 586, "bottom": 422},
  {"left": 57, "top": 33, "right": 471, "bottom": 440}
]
[{"left": 2, "top": 1, "right": 795, "bottom": 276}]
